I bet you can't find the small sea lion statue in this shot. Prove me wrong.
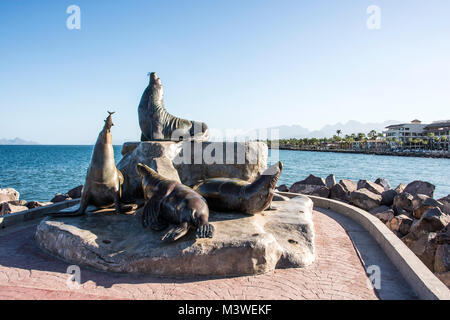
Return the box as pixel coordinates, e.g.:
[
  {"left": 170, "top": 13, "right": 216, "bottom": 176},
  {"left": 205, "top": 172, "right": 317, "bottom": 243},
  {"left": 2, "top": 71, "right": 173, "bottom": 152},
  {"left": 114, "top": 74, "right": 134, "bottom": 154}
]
[
  {"left": 136, "top": 163, "right": 214, "bottom": 242},
  {"left": 52, "top": 112, "right": 134, "bottom": 217},
  {"left": 193, "top": 161, "right": 283, "bottom": 214},
  {"left": 138, "top": 72, "right": 210, "bottom": 141}
]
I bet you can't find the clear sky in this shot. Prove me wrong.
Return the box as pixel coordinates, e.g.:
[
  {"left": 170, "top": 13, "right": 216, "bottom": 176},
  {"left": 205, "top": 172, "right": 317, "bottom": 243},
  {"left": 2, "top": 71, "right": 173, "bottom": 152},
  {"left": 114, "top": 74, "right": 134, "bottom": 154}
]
[{"left": 0, "top": 0, "right": 449, "bottom": 144}]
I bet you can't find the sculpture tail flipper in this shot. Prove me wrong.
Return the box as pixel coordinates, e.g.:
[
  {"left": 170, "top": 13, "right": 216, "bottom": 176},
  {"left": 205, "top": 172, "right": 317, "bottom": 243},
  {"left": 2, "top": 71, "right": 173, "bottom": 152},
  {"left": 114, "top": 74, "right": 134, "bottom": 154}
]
[{"left": 162, "top": 222, "right": 189, "bottom": 242}]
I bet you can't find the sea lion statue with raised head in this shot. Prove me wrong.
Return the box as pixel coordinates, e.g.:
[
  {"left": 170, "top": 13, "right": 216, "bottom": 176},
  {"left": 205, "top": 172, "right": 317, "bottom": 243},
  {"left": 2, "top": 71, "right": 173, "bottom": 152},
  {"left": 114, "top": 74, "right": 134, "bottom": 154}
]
[
  {"left": 138, "top": 72, "right": 210, "bottom": 142},
  {"left": 193, "top": 161, "right": 283, "bottom": 214},
  {"left": 136, "top": 163, "right": 214, "bottom": 242},
  {"left": 52, "top": 112, "right": 134, "bottom": 217}
]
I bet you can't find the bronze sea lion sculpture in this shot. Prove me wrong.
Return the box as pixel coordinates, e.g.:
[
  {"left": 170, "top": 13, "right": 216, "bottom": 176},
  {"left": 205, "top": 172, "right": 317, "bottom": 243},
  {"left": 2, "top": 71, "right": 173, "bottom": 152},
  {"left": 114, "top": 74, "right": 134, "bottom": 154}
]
[
  {"left": 138, "top": 72, "right": 210, "bottom": 141},
  {"left": 136, "top": 163, "right": 214, "bottom": 242},
  {"left": 52, "top": 112, "right": 134, "bottom": 217},
  {"left": 193, "top": 161, "right": 283, "bottom": 214}
]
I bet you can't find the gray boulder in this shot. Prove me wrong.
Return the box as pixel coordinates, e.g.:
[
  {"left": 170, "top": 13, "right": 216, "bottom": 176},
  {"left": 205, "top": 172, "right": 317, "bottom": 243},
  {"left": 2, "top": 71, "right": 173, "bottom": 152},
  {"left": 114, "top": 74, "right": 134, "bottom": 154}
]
[
  {"left": 330, "top": 179, "right": 357, "bottom": 203},
  {"left": 381, "top": 189, "right": 397, "bottom": 206},
  {"left": 67, "top": 185, "right": 83, "bottom": 199},
  {"left": 294, "top": 174, "right": 326, "bottom": 186},
  {"left": 325, "top": 174, "right": 336, "bottom": 189},
  {"left": 394, "top": 183, "right": 406, "bottom": 194},
  {"left": 0, "top": 203, "right": 28, "bottom": 216},
  {"left": 7, "top": 200, "right": 27, "bottom": 206},
  {"left": 386, "top": 214, "right": 413, "bottom": 236},
  {"left": 369, "top": 206, "right": 395, "bottom": 223},
  {"left": 277, "top": 184, "right": 290, "bottom": 192},
  {"left": 412, "top": 194, "right": 442, "bottom": 219},
  {"left": 330, "top": 184, "right": 350, "bottom": 203},
  {"left": 0, "top": 188, "right": 19, "bottom": 204},
  {"left": 438, "top": 194, "right": 450, "bottom": 214},
  {"left": 393, "top": 192, "right": 415, "bottom": 213},
  {"left": 409, "top": 207, "right": 450, "bottom": 237},
  {"left": 290, "top": 184, "right": 330, "bottom": 198},
  {"left": 436, "top": 225, "right": 449, "bottom": 244},
  {"left": 340, "top": 179, "right": 357, "bottom": 191},
  {"left": 403, "top": 232, "right": 438, "bottom": 272},
  {"left": 404, "top": 180, "right": 435, "bottom": 198},
  {"left": 375, "top": 178, "right": 391, "bottom": 191},
  {"left": 434, "top": 244, "right": 450, "bottom": 274},
  {"left": 357, "top": 180, "right": 384, "bottom": 195},
  {"left": 290, "top": 174, "right": 329, "bottom": 197},
  {"left": 350, "top": 188, "right": 382, "bottom": 211},
  {"left": 51, "top": 193, "right": 72, "bottom": 203}
]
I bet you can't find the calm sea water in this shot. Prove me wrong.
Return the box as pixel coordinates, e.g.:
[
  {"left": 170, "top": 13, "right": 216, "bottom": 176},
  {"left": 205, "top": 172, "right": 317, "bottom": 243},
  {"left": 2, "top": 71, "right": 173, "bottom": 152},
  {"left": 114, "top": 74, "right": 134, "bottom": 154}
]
[{"left": 0, "top": 146, "right": 449, "bottom": 202}]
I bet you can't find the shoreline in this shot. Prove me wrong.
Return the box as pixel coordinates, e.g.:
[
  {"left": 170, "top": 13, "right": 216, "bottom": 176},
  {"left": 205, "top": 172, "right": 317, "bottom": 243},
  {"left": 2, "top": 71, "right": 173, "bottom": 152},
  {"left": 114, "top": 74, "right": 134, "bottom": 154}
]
[{"left": 272, "top": 147, "right": 450, "bottom": 159}]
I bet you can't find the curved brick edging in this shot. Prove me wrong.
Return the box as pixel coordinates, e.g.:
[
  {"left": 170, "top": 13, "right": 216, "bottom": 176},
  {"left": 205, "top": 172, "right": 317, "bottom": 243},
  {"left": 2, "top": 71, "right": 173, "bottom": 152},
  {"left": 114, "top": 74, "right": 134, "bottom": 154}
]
[
  {"left": 277, "top": 191, "right": 450, "bottom": 300},
  {"left": 0, "top": 199, "right": 80, "bottom": 229}
]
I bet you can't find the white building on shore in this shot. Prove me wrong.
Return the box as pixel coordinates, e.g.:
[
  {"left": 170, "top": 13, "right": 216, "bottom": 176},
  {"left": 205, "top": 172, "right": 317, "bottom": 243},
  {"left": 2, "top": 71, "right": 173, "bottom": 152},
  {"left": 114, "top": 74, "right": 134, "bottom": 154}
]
[
  {"left": 384, "top": 119, "right": 449, "bottom": 152},
  {"left": 384, "top": 119, "right": 427, "bottom": 143}
]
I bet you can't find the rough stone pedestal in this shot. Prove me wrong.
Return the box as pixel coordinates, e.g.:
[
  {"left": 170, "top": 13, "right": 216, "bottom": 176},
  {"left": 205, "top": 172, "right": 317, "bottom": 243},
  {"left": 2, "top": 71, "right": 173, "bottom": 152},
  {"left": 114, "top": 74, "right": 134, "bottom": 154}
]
[
  {"left": 117, "top": 141, "right": 268, "bottom": 201},
  {"left": 35, "top": 196, "right": 315, "bottom": 276}
]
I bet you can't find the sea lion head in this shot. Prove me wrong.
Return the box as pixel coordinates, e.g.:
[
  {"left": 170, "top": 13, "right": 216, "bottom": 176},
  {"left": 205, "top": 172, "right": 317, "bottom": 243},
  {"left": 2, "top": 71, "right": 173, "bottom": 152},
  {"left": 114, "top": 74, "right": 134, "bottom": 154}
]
[
  {"left": 262, "top": 160, "right": 282, "bottom": 179},
  {"left": 187, "top": 193, "right": 210, "bottom": 227},
  {"left": 149, "top": 72, "right": 164, "bottom": 106},
  {"left": 104, "top": 111, "right": 115, "bottom": 131},
  {"left": 136, "top": 163, "right": 159, "bottom": 199}
]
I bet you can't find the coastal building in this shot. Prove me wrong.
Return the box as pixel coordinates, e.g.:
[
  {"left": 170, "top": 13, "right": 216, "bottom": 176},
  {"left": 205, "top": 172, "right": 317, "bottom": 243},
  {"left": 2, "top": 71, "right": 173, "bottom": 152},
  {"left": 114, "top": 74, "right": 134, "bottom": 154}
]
[
  {"left": 384, "top": 120, "right": 428, "bottom": 144},
  {"left": 424, "top": 120, "right": 450, "bottom": 151},
  {"left": 384, "top": 119, "right": 449, "bottom": 152}
]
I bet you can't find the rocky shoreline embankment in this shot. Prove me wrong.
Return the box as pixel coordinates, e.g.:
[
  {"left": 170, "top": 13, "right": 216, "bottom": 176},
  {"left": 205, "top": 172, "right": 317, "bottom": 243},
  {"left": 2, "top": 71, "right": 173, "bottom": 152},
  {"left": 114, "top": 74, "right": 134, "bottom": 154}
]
[
  {"left": 274, "top": 147, "right": 450, "bottom": 159},
  {"left": 0, "top": 186, "right": 83, "bottom": 216},
  {"left": 278, "top": 175, "right": 450, "bottom": 287}
]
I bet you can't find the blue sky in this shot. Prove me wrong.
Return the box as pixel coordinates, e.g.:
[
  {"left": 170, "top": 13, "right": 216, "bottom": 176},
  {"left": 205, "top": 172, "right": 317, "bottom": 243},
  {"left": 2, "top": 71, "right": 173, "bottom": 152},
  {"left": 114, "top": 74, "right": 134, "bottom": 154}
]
[{"left": 0, "top": 0, "right": 449, "bottom": 144}]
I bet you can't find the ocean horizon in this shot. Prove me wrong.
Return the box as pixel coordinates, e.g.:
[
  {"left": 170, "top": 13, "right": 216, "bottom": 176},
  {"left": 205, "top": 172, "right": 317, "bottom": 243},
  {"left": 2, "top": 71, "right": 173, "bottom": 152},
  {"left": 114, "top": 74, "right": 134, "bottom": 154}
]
[{"left": 0, "top": 145, "right": 449, "bottom": 202}]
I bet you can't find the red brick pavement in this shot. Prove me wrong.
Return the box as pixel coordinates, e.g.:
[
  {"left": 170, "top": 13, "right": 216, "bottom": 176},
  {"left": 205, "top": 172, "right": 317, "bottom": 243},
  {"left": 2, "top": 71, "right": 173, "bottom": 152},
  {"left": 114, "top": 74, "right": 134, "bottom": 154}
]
[{"left": 0, "top": 209, "right": 412, "bottom": 300}]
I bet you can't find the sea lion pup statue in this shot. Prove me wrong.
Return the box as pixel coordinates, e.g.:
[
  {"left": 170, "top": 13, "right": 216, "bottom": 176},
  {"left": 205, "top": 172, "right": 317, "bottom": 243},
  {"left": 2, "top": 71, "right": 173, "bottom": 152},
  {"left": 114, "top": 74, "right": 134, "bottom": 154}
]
[
  {"left": 52, "top": 112, "right": 135, "bottom": 217},
  {"left": 193, "top": 161, "right": 283, "bottom": 214},
  {"left": 136, "top": 163, "right": 214, "bottom": 242},
  {"left": 138, "top": 72, "right": 210, "bottom": 141}
]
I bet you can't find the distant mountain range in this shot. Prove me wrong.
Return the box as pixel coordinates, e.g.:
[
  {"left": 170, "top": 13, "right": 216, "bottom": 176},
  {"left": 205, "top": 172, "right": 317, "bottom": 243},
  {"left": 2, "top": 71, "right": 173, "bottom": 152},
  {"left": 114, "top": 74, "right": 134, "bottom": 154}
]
[
  {"left": 216, "top": 120, "right": 402, "bottom": 140},
  {"left": 0, "top": 138, "right": 39, "bottom": 145}
]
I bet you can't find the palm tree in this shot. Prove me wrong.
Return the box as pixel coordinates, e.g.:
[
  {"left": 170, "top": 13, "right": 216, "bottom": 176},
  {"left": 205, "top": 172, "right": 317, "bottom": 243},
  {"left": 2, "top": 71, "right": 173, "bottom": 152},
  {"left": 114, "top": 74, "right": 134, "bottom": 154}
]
[
  {"left": 368, "top": 130, "right": 377, "bottom": 140},
  {"left": 427, "top": 132, "right": 435, "bottom": 151},
  {"left": 434, "top": 137, "right": 441, "bottom": 151},
  {"left": 408, "top": 138, "right": 413, "bottom": 150},
  {"left": 336, "top": 130, "right": 342, "bottom": 137}
]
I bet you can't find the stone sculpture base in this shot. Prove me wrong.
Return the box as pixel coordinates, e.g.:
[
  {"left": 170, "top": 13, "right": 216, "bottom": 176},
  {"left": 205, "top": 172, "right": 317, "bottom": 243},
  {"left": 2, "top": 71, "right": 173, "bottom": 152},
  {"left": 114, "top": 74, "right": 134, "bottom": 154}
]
[
  {"left": 35, "top": 196, "right": 315, "bottom": 276},
  {"left": 116, "top": 141, "right": 268, "bottom": 202}
]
